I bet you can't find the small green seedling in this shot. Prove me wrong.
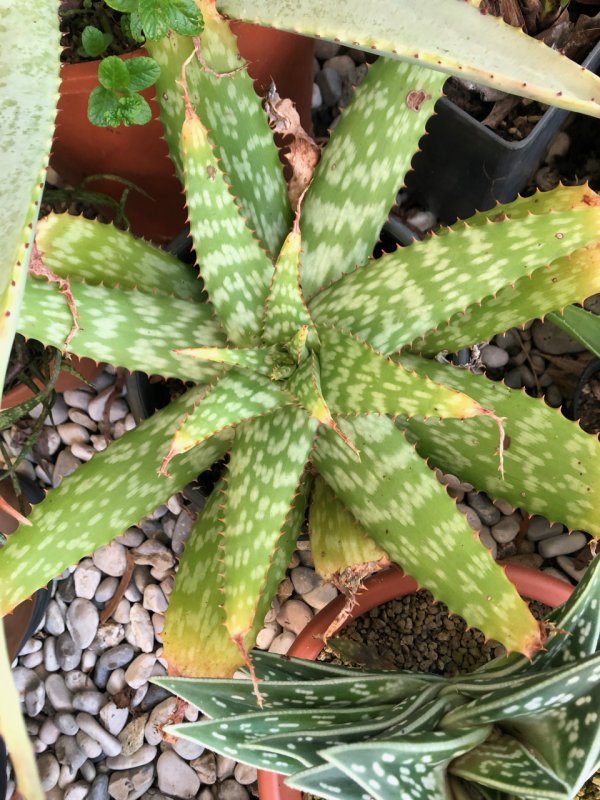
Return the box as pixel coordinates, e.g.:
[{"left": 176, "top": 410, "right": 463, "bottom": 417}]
[
  {"left": 88, "top": 54, "right": 161, "bottom": 126},
  {"left": 79, "top": 24, "right": 114, "bottom": 57}
]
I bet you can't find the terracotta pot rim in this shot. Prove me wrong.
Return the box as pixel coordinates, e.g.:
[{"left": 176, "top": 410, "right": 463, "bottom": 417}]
[{"left": 257, "top": 563, "right": 574, "bottom": 799}]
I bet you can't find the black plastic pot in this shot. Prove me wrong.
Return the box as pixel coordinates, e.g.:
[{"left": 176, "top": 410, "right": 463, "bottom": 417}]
[{"left": 405, "top": 40, "right": 600, "bottom": 224}]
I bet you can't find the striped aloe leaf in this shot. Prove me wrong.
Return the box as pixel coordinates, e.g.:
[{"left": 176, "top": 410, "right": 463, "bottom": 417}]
[
  {"left": 152, "top": 557, "right": 600, "bottom": 800},
  {"left": 217, "top": 0, "right": 600, "bottom": 118},
  {"left": 0, "top": 1, "right": 61, "bottom": 397}
]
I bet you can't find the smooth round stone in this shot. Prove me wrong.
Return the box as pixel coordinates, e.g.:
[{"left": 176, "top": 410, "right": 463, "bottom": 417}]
[
  {"left": 526, "top": 516, "right": 565, "bottom": 542},
  {"left": 46, "top": 674, "right": 74, "bottom": 711},
  {"left": 94, "top": 643, "right": 135, "bottom": 689},
  {"left": 234, "top": 762, "right": 258, "bottom": 785},
  {"left": 538, "top": 531, "right": 588, "bottom": 559},
  {"left": 88, "top": 387, "right": 113, "bottom": 422},
  {"left": 116, "top": 527, "right": 145, "bottom": 547},
  {"left": 276, "top": 599, "right": 312, "bottom": 635},
  {"left": 532, "top": 319, "right": 586, "bottom": 355},
  {"left": 57, "top": 422, "right": 90, "bottom": 446},
  {"left": 255, "top": 626, "right": 277, "bottom": 650},
  {"left": 480, "top": 344, "right": 509, "bottom": 369},
  {"left": 268, "top": 631, "right": 295, "bottom": 655},
  {"left": 67, "top": 598, "right": 100, "bottom": 650},
  {"left": 96, "top": 576, "right": 119, "bottom": 603},
  {"left": 55, "top": 735, "right": 86, "bottom": 770},
  {"left": 157, "top": 751, "right": 200, "bottom": 799},
  {"left": 125, "top": 653, "right": 156, "bottom": 689},
  {"left": 74, "top": 560, "right": 102, "bottom": 599},
  {"left": 144, "top": 697, "right": 178, "bottom": 745},
  {"left": 39, "top": 717, "right": 61, "bottom": 746},
  {"left": 81, "top": 759, "right": 96, "bottom": 782},
  {"left": 119, "top": 713, "right": 149, "bottom": 756},
  {"left": 108, "top": 764, "right": 154, "bottom": 800},
  {"left": 504, "top": 554, "right": 543, "bottom": 569},
  {"left": 218, "top": 778, "right": 249, "bottom": 800},
  {"left": 21, "top": 649, "right": 44, "bottom": 669},
  {"left": 64, "top": 389, "right": 92, "bottom": 411},
  {"left": 81, "top": 649, "right": 97, "bottom": 672},
  {"left": 38, "top": 752, "right": 60, "bottom": 791},
  {"left": 143, "top": 584, "right": 168, "bottom": 613},
  {"left": 44, "top": 599, "right": 65, "bottom": 636},
  {"left": 43, "top": 636, "right": 60, "bottom": 672},
  {"left": 65, "top": 782, "right": 90, "bottom": 800},
  {"left": 557, "top": 555, "right": 587, "bottom": 582},
  {"left": 55, "top": 631, "right": 82, "bottom": 671},
  {"left": 64, "top": 670, "right": 95, "bottom": 693},
  {"left": 290, "top": 566, "right": 321, "bottom": 595},
  {"left": 93, "top": 542, "right": 128, "bottom": 577},
  {"left": 76, "top": 713, "right": 123, "bottom": 757},
  {"left": 107, "top": 668, "right": 127, "bottom": 695},
  {"left": 466, "top": 492, "right": 502, "bottom": 526},
  {"left": 493, "top": 498, "right": 514, "bottom": 515},
  {"left": 106, "top": 744, "right": 157, "bottom": 771},
  {"left": 73, "top": 689, "right": 106, "bottom": 715},
  {"left": 55, "top": 712, "right": 79, "bottom": 736},
  {"left": 76, "top": 730, "right": 104, "bottom": 759},
  {"left": 100, "top": 701, "right": 130, "bottom": 736},
  {"left": 89, "top": 774, "right": 110, "bottom": 800},
  {"left": 542, "top": 566, "right": 572, "bottom": 584},
  {"left": 112, "top": 598, "right": 131, "bottom": 624},
  {"left": 126, "top": 604, "right": 155, "bottom": 653},
  {"left": 58, "top": 761, "right": 79, "bottom": 789},
  {"left": 132, "top": 540, "right": 175, "bottom": 571},
  {"left": 302, "top": 582, "right": 338, "bottom": 610},
  {"left": 191, "top": 752, "right": 216, "bottom": 784},
  {"left": 90, "top": 622, "right": 126, "bottom": 653},
  {"left": 173, "top": 737, "right": 205, "bottom": 760},
  {"left": 217, "top": 755, "right": 235, "bottom": 780},
  {"left": 491, "top": 514, "right": 521, "bottom": 544}
]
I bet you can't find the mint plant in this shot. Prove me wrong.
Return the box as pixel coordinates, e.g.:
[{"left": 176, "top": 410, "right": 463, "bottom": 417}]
[
  {"left": 88, "top": 54, "right": 161, "bottom": 126},
  {"left": 104, "top": 0, "right": 204, "bottom": 41},
  {"left": 80, "top": 24, "right": 114, "bottom": 57}
]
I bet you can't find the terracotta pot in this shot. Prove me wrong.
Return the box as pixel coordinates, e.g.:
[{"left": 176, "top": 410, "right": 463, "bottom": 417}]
[
  {"left": 1, "top": 355, "right": 102, "bottom": 410},
  {"left": 51, "top": 26, "right": 313, "bottom": 243},
  {"left": 258, "top": 564, "right": 574, "bottom": 799}
]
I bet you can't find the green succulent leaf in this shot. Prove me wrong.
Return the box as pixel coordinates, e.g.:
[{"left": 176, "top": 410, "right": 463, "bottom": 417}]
[
  {"left": 19, "top": 278, "right": 225, "bottom": 384},
  {"left": 547, "top": 305, "right": 600, "bottom": 360},
  {"left": 309, "top": 187, "right": 600, "bottom": 355},
  {"left": 243, "top": 649, "right": 393, "bottom": 682},
  {"left": 163, "top": 370, "right": 294, "bottom": 468},
  {"left": 81, "top": 25, "right": 114, "bottom": 57},
  {"left": 314, "top": 415, "right": 541, "bottom": 656},
  {"left": 36, "top": 214, "right": 205, "bottom": 301},
  {"left": 449, "top": 736, "right": 570, "bottom": 799},
  {"left": 125, "top": 56, "right": 161, "bottom": 91},
  {"left": 222, "top": 407, "right": 316, "bottom": 641},
  {"left": 400, "top": 356, "right": 600, "bottom": 538},
  {"left": 317, "top": 326, "right": 488, "bottom": 420},
  {"left": 300, "top": 58, "right": 444, "bottom": 299},
  {"left": 175, "top": 345, "right": 285, "bottom": 377},
  {"left": 0, "top": 389, "right": 231, "bottom": 616},
  {"left": 285, "top": 762, "right": 372, "bottom": 800},
  {"left": 0, "top": 0, "right": 60, "bottom": 395},
  {"left": 181, "top": 97, "right": 273, "bottom": 345},
  {"left": 217, "top": 0, "right": 600, "bottom": 117},
  {"left": 98, "top": 55, "right": 131, "bottom": 91},
  {"left": 284, "top": 352, "right": 334, "bottom": 426},
  {"left": 147, "top": 5, "right": 290, "bottom": 258},
  {"left": 310, "top": 475, "right": 388, "bottom": 582}
]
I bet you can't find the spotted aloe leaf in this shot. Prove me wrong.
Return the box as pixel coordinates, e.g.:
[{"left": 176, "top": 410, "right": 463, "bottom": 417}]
[
  {"left": 35, "top": 214, "right": 204, "bottom": 301},
  {"left": 19, "top": 278, "right": 225, "bottom": 385},
  {"left": 163, "top": 369, "right": 293, "bottom": 468},
  {"left": 299, "top": 58, "right": 443, "bottom": 298},
  {"left": 317, "top": 326, "right": 487, "bottom": 419},
  {"left": 309, "top": 187, "right": 600, "bottom": 355},
  {"left": 399, "top": 356, "right": 600, "bottom": 537},
  {"left": 217, "top": 0, "right": 600, "bottom": 117},
  {"left": 175, "top": 345, "right": 281, "bottom": 376},
  {"left": 313, "top": 415, "right": 541, "bottom": 655},
  {"left": 449, "top": 736, "right": 570, "bottom": 799},
  {"left": 309, "top": 475, "right": 388, "bottom": 583},
  {"left": 0, "top": 389, "right": 231, "bottom": 615},
  {"left": 181, "top": 96, "right": 273, "bottom": 345},
  {"left": 222, "top": 408, "right": 316, "bottom": 645},
  {"left": 0, "top": 1, "right": 61, "bottom": 398},
  {"left": 147, "top": 0, "right": 290, "bottom": 258}
]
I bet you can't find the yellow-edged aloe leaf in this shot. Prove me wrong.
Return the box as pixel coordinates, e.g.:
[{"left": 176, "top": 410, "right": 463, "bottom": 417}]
[
  {"left": 147, "top": 1, "right": 290, "bottom": 259},
  {"left": 18, "top": 278, "right": 225, "bottom": 384},
  {"left": 317, "top": 326, "right": 487, "bottom": 419},
  {"left": 285, "top": 353, "right": 332, "bottom": 426},
  {"left": 262, "top": 224, "right": 313, "bottom": 346},
  {"left": 175, "top": 345, "right": 283, "bottom": 377},
  {"left": 0, "top": 389, "right": 232, "bottom": 616},
  {"left": 309, "top": 187, "right": 600, "bottom": 355},
  {"left": 400, "top": 356, "right": 600, "bottom": 537},
  {"left": 309, "top": 475, "right": 388, "bottom": 583},
  {"left": 417, "top": 245, "right": 600, "bottom": 357},
  {"left": 223, "top": 407, "right": 317, "bottom": 645},
  {"left": 36, "top": 214, "right": 204, "bottom": 301},
  {"left": 217, "top": 0, "right": 600, "bottom": 117},
  {"left": 0, "top": 1, "right": 61, "bottom": 397},
  {"left": 313, "top": 415, "right": 541, "bottom": 655},
  {"left": 181, "top": 98, "right": 273, "bottom": 346},
  {"left": 300, "top": 58, "right": 443, "bottom": 299},
  {"left": 163, "top": 369, "right": 294, "bottom": 469}
]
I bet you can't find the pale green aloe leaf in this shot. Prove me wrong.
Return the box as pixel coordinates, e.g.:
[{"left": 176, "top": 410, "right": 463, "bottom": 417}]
[
  {"left": 317, "top": 326, "right": 487, "bottom": 419},
  {"left": 18, "top": 278, "right": 226, "bottom": 384},
  {"left": 0, "top": 389, "right": 231, "bottom": 615},
  {"left": 36, "top": 214, "right": 204, "bottom": 301},
  {"left": 163, "top": 369, "right": 294, "bottom": 469},
  {"left": 321, "top": 727, "right": 491, "bottom": 800},
  {"left": 181, "top": 98, "right": 273, "bottom": 346},
  {"left": 147, "top": 1, "right": 290, "bottom": 258},
  {"left": 284, "top": 352, "right": 333, "bottom": 425},
  {"left": 0, "top": 1, "right": 61, "bottom": 396},
  {"left": 300, "top": 58, "right": 443, "bottom": 299},
  {"left": 309, "top": 474, "right": 388, "bottom": 583},
  {"left": 174, "top": 345, "right": 283, "bottom": 377},
  {"left": 547, "top": 305, "right": 600, "bottom": 360},
  {"left": 217, "top": 0, "right": 600, "bottom": 117},
  {"left": 449, "top": 737, "right": 570, "bottom": 799},
  {"left": 222, "top": 407, "right": 316, "bottom": 644},
  {"left": 313, "top": 415, "right": 541, "bottom": 656},
  {"left": 417, "top": 246, "right": 600, "bottom": 356},
  {"left": 308, "top": 187, "right": 600, "bottom": 355},
  {"left": 161, "top": 480, "right": 249, "bottom": 678},
  {"left": 262, "top": 225, "right": 313, "bottom": 346},
  {"left": 285, "top": 763, "right": 367, "bottom": 800},
  {"left": 399, "top": 356, "right": 600, "bottom": 537},
  {"left": 242, "top": 650, "right": 394, "bottom": 681}
]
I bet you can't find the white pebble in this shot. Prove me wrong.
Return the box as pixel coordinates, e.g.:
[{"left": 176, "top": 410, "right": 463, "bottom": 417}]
[
  {"left": 93, "top": 542, "right": 128, "bottom": 577},
  {"left": 157, "top": 751, "right": 200, "bottom": 799},
  {"left": 57, "top": 422, "right": 90, "bottom": 446},
  {"left": 75, "top": 712, "right": 122, "bottom": 757}
]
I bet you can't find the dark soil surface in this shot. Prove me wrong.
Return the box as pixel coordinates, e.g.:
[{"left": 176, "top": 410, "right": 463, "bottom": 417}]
[{"left": 59, "top": 0, "right": 139, "bottom": 63}]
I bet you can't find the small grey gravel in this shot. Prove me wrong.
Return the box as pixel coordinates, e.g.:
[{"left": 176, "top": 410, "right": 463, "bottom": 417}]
[
  {"left": 72, "top": 689, "right": 106, "bottom": 715},
  {"left": 157, "top": 750, "right": 200, "bottom": 798},
  {"left": 480, "top": 344, "right": 510, "bottom": 369},
  {"left": 99, "top": 701, "right": 130, "bottom": 737},
  {"left": 38, "top": 752, "right": 60, "bottom": 791},
  {"left": 66, "top": 597, "right": 100, "bottom": 649},
  {"left": 45, "top": 674, "right": 74, "bottom": 711},
  {"left": 108, "top": 763, "right": 154, "bottom": 800},
  {"left": 557, "top": 554, "right": 587, "bottom": 582},
  {"left": 218, "top": 778, "right": 250, "bottom": 800},
  {"left": 56, "top": 631, "right": 82, "bottom": 671},
  {"left": 537, "top": 531, "right": 588, "bottom": 559},
  {"left": 44, "top": 599, "right": 66, "bottom": 636},
  {"left": 191, "top": 751, "right": 217, "bottom": 783},
  {"left": 76, "top": 730, "right": 103, "bottom": 759},
  {"left": 93, "top": 542, "right": 128, "bottom": 577},
  {"left": 76, "top": 712, "right": 122, "bottom": 757},
  {"left": 106, "top": 744, "right": 157, "bottom": 770},
  {"left": 124, "top": 652, "right": 156, "bottom": 689},
  {"left": 526, "top": 516, "right": 565, "bottom": 542},
  {"left": 490, "top": 514, "right": 520, "bottom": 544},
  {"left": 55, "top": 711, "right": 79, "bottom": 736},
  {"left": 466, "top": 493, "right": 501, "bottom": 526},
  {"left": 89, "top": 773, "right": 110, "bottom": 800},
  {"left": 126, "top": 604, "right": 155, "bottom": 653},
  {"left": 94, "top": 643, "right": 135, "bottom": 688}
]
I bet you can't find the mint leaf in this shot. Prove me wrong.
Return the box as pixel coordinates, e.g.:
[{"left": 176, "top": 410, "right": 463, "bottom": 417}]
[
  {"left": 125, "top": 56, "right": 161, "bottom": 91},
  {"left": 138, "top": 0, "right": 171, "bottom": 39},
  {"left": 88, "top": 86, "right": 121, "bottom": 127},
  {"left": 169, "top": 0, "right": 204, "bottom": 36},
  {"left": 98, "top": 56, "right": 131, "bottom": 91},
  {"left": 81, "top": 26, "right": 113, "bottom": 58},
  {"left": 104, "top": 0, "right": 137, "bottom": 11},
  {"left": 118, "top": 93, "right": 152, "bottom": 126},
  {"left": 122, "top": 11, "right": 145, "bottom": 43}
]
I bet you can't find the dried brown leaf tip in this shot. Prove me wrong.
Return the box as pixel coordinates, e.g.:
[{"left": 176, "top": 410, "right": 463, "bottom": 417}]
[
  {"left": 29, "top": 243, "right": 79, "bottom": 349},
  {"left": 265, "top": 86, "right": 321, "bottom": 212}
]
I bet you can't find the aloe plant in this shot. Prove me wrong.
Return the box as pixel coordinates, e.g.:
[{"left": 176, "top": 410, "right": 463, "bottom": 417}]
[
  {"left": 155, "top": 555, "right": 600, "bottom": 800},
  {"left": 2, "top": 1, "right": 600, "bottom": 684}
]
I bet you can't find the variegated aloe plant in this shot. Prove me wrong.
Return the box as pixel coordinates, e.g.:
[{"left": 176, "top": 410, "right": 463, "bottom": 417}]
[
  {"left": 154, "top": 555, "right": 600, "bottom": 800},
  {"left": 1, "top": 0, "right": 600, "bottom": 683}
]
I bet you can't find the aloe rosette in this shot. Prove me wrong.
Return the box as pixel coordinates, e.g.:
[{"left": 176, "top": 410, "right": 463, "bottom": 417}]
[
  {"left": 155, "top": 555, "right": 600, "bottom": 800},
  {"left": 2, "top": 0, "right": 600, "bottom": 683}
]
